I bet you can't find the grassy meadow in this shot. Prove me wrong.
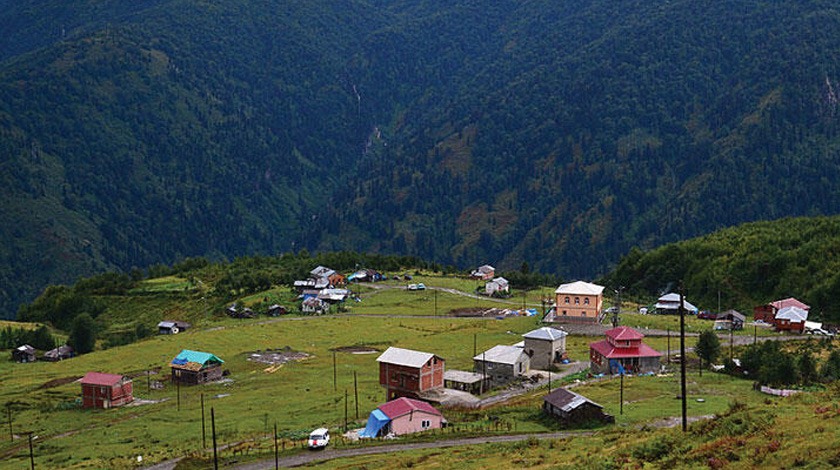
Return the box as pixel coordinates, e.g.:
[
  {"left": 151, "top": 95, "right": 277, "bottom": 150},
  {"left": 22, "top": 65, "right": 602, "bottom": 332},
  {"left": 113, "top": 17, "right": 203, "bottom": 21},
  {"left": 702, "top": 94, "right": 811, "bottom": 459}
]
[{"left": 0, "top": 274, "right": 826, "bottom": 469}]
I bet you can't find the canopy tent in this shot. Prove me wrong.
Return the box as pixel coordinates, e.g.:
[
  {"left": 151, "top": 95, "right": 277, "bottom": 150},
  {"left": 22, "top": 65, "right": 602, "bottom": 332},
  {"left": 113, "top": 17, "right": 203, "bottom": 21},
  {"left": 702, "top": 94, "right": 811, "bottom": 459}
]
[{"left": 359, "top": 409, "right": 390, "bottom": 438}]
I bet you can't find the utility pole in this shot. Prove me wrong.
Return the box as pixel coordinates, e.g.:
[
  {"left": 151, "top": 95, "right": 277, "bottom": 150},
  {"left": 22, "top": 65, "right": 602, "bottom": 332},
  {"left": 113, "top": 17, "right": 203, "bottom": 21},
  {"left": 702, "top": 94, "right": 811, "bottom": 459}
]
[
  {"left": 211, "top": 408, "right": 218, "bottom": 470},
  {"left": 274, "top": 423, "right": 279, "bottom": 470},
  {"left": 27, "top": 432, "right": 35, "bottom": 470},
  {"left": 679, "top": 284, "right": 688, "bottom": 432},
  {"left": 353, "top": 371, "right": 359, "bottom": 419}
]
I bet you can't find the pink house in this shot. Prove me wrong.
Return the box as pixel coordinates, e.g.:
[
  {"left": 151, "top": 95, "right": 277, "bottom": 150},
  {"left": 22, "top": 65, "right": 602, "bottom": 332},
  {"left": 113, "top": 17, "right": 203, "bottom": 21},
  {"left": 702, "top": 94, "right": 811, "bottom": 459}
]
[{"left": 359, "top": 397, "right": 445, "bottom": 438}]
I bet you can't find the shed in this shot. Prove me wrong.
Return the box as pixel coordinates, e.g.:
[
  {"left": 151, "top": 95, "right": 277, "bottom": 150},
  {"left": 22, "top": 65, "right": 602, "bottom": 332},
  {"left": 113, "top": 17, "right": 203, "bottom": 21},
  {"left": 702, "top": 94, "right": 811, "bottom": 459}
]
[
  {"left": 543, "top": 388, "right": 613, "bottom": 425},
  {"left": 12, "top": 344, "right": 36, "bottom": 363},
  {"left": 80, "top": 372, "right": 133, "bottom": 409},
  {"left": 654, "top": 293, "right": 698, "bottom": 315},
  {"left": 443, "top": 369, "right": 486, "bottom": 394},
  {"left": 714, "top": 310, "right": 745, "bottom": 330},
  {"left": 485, "top": 277, "right": 510, "bottom": 296},
  {"left": 170, "top": 349, "right": 225, "bottom": 385},
  {"left": 43, "top": 344, "right": 74, "bottom": 362},
  {"left": 157, "top": 320, "right": 191, "bottom": 335}
]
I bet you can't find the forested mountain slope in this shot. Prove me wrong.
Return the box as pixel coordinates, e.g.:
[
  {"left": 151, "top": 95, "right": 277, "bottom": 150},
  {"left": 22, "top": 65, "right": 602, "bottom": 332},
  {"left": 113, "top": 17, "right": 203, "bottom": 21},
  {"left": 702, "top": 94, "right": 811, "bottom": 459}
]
[{"left": 3, "top": 0, "right": 840, "bottom": 317}]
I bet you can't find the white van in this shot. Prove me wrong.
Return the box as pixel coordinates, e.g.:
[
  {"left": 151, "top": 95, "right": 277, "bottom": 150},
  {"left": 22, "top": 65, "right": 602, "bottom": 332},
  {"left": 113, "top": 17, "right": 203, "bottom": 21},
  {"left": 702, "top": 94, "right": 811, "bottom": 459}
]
[{"left": 308, "top": 428, "right": 330, "bottom": 449}]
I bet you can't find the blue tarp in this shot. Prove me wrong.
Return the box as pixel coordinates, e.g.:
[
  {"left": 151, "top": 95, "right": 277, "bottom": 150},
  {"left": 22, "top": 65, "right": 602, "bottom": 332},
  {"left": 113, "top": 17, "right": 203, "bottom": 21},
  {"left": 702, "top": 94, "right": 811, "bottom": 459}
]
[
  {"left": 359, "top": 409, "right": 390, "bottom": 438},
  {"left": 609, "top": 359, "right": 626, "bottom": 375}
]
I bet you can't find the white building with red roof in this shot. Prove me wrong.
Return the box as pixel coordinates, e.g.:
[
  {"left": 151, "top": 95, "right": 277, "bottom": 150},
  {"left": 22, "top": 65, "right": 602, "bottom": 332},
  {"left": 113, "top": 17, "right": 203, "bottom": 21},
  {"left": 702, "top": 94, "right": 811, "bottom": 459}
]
[{"left": 589, "top": 326, "right": 661, "bottom": 375}]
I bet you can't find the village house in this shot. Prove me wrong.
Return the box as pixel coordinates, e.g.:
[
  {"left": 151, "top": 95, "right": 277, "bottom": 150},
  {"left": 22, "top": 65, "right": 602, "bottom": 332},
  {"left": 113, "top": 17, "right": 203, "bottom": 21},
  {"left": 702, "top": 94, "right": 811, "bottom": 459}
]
[
  {"left": 484, "top": 277, "right": 509, "bottom": 296},
  {"left": 157, "top": 320, "right": 191, "bottom": 335},
  {"left": 302, "top": 296, "right": 329, "bottom": 314},
  {"left": 376, "top": 347, "right": 445, "bottom": 400},
  {"left": 12, "top": 344, "right": 36, "bottom": 363},
  {"left": 80, "top": 372, "right": 134, "bottom": 409},
  {"left": 473, "top": 345, "right": 530, "bottom": 389},
  {"left": 267, "top": 304, "right": 288, "bottom": 316},
  {"left": 714, "top": 310, "right": 746, "bottom": 330},
  {"left": 170, "top": 349, "right": 225, "bottom": 385},
  {"left": 589, "top": 326, "right": 661, "bottom": 375},
  {"left": 547, "top": 281, "right": 605, "bottom": 323},
  {"left": 43, "top": 344, "right": 74, "bottom": 361},
  {"left": 359, "top": 397, "right": 445, "bottom": 438},
  {"left": 543, "top": 388, "right": 613, "bottom": 425},
  {"left": 753, "top": 297, "right": 810, "bottom": 327},
  {"left": 522, "top": 327, "right": 568, "bottom": 370},
  {"left": 470, "top": 264, "right": 496, "bottom": 280},
  {"left": 774, "top": 306, "right": 808, "bottom": 333},
  {"left": 654, "top": 293, "right": 698, "bottom": 315}
]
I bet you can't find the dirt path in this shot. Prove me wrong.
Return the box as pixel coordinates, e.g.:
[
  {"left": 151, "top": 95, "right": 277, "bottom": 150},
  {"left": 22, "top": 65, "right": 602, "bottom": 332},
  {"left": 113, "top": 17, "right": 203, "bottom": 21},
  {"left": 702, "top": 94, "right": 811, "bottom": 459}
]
[{"left": 231, "top": 431, "right": 592, "bottom": 469}]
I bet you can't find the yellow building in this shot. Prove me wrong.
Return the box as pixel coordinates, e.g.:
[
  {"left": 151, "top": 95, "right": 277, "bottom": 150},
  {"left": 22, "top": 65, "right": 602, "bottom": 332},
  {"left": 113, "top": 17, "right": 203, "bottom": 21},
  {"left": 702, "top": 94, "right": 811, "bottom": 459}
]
[{"left": 551, "top": 281, "right": 605, "bottom": 323}]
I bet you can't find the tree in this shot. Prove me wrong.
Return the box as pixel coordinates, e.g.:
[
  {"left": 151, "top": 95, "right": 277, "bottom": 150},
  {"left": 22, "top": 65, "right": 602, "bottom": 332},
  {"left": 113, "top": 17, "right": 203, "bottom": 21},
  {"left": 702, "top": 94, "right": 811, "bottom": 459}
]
[
  {"left": 798, "top": 351, "right": 818, "bottom": 385},
  {"left": 68, "top": 313, "right": 97, "bottom": 354},
  {"left": 820, "top": 350, "right": 840, "bottom": 382},
  {"left": 695, "top": 329, "right": 721, "bottom": 366}
]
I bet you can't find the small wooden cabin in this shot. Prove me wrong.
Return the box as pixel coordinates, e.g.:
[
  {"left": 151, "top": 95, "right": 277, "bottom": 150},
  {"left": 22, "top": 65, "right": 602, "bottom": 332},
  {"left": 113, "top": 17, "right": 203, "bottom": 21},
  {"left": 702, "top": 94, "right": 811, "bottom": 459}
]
[{"left": 170, "top": 349, "right": 225, "bottom": 385}]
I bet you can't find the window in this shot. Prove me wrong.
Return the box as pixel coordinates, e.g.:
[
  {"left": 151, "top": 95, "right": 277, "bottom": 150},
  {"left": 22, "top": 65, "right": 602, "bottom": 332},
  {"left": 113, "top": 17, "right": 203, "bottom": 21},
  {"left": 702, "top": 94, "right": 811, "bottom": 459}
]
[
  {"left": 584, "top": 298, "right": 590, "bottom": 305},
  {"left": 574, "top": 297, "right": 580, "bottom": 305},
  {"left": 562, "top": 310, "right": 567, "bottom": 316},
  {"left": 564, "top": 296, "right": 570, "bottom": 304},
  {"left": 421, "top": 420, "right": 431, "bottom": 429},
  {"left": 582, "top": 311, "right": 586, "bottom": 317}
]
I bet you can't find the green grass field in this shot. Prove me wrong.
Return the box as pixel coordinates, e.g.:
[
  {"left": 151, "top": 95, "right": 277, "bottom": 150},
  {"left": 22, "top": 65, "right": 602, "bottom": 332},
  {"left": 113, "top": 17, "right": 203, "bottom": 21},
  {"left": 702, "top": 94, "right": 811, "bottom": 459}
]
[{"left": 0, "top": 277, "right": 829, "bottom": 469}]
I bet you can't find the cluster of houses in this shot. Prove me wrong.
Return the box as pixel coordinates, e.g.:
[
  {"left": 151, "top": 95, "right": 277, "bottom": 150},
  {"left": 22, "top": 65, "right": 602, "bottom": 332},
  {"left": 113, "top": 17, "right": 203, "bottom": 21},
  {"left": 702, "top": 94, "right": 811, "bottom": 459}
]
[
  {"left": 11, "top": 344, "right": 74, "bottom": 363},
  {"left": 470, "top": 264, "right": 510, "bottom": 297}
]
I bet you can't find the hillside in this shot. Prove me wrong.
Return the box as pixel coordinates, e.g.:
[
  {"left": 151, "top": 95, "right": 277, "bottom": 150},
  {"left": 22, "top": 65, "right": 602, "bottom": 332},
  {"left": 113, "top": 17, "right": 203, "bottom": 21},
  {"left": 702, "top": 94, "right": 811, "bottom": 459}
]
[
  {"left": 4, "top": 1, "right": 840, "bottom": 316},
  {"left": 603, "top": 215, "right": 840, "bottom": 323}
]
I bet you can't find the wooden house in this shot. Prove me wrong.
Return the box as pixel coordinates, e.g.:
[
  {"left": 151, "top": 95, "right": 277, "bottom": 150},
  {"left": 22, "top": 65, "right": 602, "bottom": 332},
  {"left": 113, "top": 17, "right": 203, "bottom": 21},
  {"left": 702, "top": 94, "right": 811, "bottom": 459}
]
[
  {"left": 80, "top": 372, "right": 134, "bottom": 409},
  {"left": 12, "top": 344, "right": 36, "bottom": 363},
  {"left": 170, "top": 349, "right": 225, "bottom": 385},
  {"left": 654, "top": 293, "right": 698, "bottom": 315},
  {"left": 267, "top": 304, "right": 288, "bottom": 316},
  {"left": 470, "top": 265, "right": 496, "bottom": 280},
  {"left": 775, "top": 306, "right": 808, "bottom": 333},
  {"left": 714, "top": 310, "right": 745, "bottom": 330},
  {"left": 522, "top": 327, "right": 568, "bottom": 370},
  {"left": 359, "top": 397, "right": 445, "bottom": 438},
  {"left": 473, "top": 345, "right": 530, "bottom": 388},
  {"left": 589, "top": 326, "right": 661, "bottom": 375},
  {"left": 157, "top": 320, "right": 190, "bottom": 335},
  {"left": 376, "top": 347, "right": 444, "bottom": 400},
  {"left": 754, "top": 297, "right": 810, "bottom": 325},
  {"left": 543, "top": 388, "right": 613, "bottom": 425},
  {"left": 548, "top": 281, "right": 604, "bottom": 323},
  {"left": 43, "top": 344, "right": 74, "bottom": 361}
]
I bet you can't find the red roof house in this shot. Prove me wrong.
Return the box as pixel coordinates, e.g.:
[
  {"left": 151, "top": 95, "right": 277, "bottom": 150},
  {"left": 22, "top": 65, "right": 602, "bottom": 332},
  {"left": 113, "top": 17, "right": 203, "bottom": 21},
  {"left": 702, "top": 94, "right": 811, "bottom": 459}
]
[
  {"left": 376, "top": 347, "right": 444, "bottom": 400},
  {"left": 80, "top": 372, "right": 134, "bottom": 409},
  {"left": 589, "top": 326, "right": 661, "bottom": 375}
]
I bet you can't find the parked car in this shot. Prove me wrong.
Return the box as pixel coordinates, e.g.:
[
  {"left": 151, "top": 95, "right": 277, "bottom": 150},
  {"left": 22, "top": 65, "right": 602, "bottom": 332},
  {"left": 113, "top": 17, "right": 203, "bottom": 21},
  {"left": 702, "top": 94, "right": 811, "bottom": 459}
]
[
  {"left": 407, "top": 283, "right": 426, "bottom": 291},
  {"left": 308, "top": 428, "right": 330, "bottom": 449},
  {"left": 698, "top": 311, "right": 717, "bottom": 320}
]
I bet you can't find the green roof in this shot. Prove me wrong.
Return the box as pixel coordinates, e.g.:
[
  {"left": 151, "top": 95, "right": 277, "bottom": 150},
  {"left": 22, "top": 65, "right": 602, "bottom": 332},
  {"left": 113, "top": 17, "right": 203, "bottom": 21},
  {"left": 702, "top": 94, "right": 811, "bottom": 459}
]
[{"left": 172, "top": 349, "right": 224, "bottom": 366}]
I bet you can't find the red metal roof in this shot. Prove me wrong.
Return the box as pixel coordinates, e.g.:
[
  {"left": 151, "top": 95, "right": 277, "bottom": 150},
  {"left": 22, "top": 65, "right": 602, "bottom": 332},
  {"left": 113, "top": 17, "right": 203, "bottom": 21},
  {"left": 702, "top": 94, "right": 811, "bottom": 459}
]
[
  {"left": 81, "top": 372, "right": 126, "bottom": 386},
  {"left": 590, "top": 340, "right": 661, "bottom": 359},
  {"left": 604, "top": 326, "right": 645, "bottom": 341},
  {"left": 378, "top": 397, "right": 442, "bottom": 419},
  {"left": 771, "top": 298, "right": 810, "bottom": 311}
]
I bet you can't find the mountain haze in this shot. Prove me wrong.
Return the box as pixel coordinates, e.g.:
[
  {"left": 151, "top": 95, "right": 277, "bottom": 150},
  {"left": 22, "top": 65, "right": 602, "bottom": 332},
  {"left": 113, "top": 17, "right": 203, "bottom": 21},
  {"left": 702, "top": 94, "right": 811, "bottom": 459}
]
[{"left": 3, "top": 0, "right": 840, "bottom": 317}]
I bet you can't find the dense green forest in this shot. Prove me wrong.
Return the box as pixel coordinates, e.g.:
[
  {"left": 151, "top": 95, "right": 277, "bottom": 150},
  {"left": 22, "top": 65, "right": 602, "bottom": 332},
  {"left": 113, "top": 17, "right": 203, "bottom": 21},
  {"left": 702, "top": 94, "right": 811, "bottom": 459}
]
[
  {"left": 3, "top": 1, "right": 840, "bottom": 317},
  {"left": 603, "top": 216, "right": 840, "bottom": 323}
]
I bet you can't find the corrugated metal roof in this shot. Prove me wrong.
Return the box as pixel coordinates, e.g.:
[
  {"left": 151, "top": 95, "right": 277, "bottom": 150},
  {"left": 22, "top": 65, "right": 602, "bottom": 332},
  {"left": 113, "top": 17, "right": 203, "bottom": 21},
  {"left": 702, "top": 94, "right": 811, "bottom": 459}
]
[
  {"left": 171, "top": 349, "right": 224, "bottom": 367},
  {"left": 523, "top": 327, "right": 567, "bottom": 341},
  {"left": 543, "top": 388, "right": 603, "bottom": 412},
  {"left": 81, "top": 372, "right": 126, "bottom": 386},
  {"left": 776, "top": 306, "right": 808, "bottom": 322},
  {"left": 378, "top": 397, "right": 442, "bottom": 419},
  {"left": 376, "top": 347, "right": 439, "bottom": 368},
  {"left": 474, "top": 345, "right": 527, "bottom": 365},
  {"left": 555, "top": 281, "right": 604, "bottom": 296}
]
